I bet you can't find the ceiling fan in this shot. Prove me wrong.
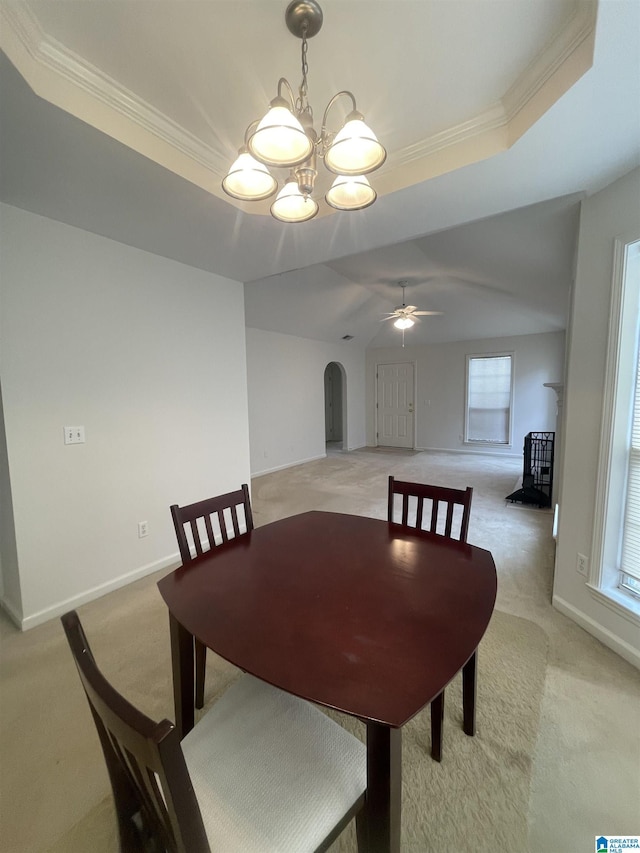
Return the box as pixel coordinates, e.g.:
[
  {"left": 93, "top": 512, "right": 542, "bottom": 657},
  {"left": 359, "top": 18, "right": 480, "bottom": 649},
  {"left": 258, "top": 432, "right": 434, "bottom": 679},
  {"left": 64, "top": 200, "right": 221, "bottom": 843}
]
[{"left": 382, "top": 281, "right": 442, "bottom": 345}]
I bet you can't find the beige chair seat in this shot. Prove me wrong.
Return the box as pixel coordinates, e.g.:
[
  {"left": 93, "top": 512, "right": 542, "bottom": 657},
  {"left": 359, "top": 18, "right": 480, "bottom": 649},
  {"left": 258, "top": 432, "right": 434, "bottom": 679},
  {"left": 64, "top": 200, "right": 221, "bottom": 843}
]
[
  {"left": 62, "top": 609, "right": 367, "bottom": 853},
  {"left": 183, "top": 674, "right": 366, "bottom": 853}
]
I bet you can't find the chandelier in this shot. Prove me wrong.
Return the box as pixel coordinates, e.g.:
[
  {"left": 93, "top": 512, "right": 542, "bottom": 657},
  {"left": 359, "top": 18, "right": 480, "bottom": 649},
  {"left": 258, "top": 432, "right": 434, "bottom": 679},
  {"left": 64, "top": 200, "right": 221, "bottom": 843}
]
[{"left": 222, "top": 0, "right": 387, "bottom": 223}]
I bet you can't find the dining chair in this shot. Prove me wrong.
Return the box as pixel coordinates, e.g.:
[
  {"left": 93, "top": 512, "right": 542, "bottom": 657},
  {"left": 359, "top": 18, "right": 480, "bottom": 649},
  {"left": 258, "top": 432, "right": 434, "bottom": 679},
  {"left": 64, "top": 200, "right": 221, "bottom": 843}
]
[
  {"left": 170, "top": 484, "right": 253, "bottom": 709},
  {"left": 61, "top": 609, "right": 367, "bottom": 853},
  {"left": 387, "top": 475, "right": 475, "bottom": 762}
]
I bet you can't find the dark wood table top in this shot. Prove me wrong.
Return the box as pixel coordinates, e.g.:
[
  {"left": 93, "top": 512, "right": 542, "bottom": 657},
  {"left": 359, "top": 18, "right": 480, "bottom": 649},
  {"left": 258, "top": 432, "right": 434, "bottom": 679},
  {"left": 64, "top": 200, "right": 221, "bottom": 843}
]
[{"left": 158, "top": 510, "right": 497, "bottom": 728}]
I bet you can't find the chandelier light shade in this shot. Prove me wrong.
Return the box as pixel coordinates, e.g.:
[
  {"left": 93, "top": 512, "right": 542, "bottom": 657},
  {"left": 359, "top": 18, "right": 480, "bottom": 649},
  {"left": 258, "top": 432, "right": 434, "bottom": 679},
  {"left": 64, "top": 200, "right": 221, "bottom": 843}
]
[
  {"left": 223, "top": 0, "right": 387, "bottom": 222},
  {"left": 270, "top": 176, "right": 319, "bottom": 223},
  {"left": 247, "top": 95, "right": 314, "bottom": 167},
  {"left": 325, "top": 174, "right": 376, "bottom": 211},
  {"left": 222, "top": 148, "right": 279, "bottom": 201},
  {"left": 324, "top": 114, "right": 387, "bottom": 175}
]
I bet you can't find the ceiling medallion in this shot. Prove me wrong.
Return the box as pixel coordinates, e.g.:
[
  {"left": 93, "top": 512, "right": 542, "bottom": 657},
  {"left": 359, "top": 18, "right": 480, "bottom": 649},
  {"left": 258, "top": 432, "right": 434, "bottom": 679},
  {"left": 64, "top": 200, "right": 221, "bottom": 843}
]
[{"left": 222, "top": 0, "right": 386, "bottom": 223}]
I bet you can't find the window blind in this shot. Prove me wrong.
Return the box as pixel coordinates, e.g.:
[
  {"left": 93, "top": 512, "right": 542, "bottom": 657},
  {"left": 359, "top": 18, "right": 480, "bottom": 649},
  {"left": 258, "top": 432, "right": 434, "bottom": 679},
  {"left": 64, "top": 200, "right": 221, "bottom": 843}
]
[
  {"left": 620, "top": 348, "right": 640, "bottom": 582},
  {"left": 467, "top": 355, "right": 512, "bottom": 444}
]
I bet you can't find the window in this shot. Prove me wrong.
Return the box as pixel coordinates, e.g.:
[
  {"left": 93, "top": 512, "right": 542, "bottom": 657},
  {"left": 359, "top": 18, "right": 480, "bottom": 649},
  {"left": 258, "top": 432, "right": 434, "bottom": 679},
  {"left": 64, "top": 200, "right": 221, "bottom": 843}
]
[
  {"left": 592, "top": 237, "right": 640, "bottom": 615},
  {"left": 465, "top": 354, "right": 513, "bottom": 445},
  {"left": 620, "top": 337, "right": 640, "bottom": 597}
]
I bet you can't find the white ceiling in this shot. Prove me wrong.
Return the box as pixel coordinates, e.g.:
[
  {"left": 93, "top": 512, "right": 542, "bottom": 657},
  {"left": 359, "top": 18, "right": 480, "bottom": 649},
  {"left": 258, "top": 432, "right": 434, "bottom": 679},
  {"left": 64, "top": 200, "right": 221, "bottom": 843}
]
[
  {"left": 246, "top": 192, "right": 582, "bottom": 346},
  {"left": 1, "top": 0, "right": 639, "bottom": 346}
]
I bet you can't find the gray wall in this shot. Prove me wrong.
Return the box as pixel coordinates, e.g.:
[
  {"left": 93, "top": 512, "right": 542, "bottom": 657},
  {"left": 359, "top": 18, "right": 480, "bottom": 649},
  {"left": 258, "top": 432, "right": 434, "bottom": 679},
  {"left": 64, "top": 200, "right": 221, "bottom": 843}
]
[
  {"left": 246, "top": 327, "right": 366, "bottom": 477},
  {"left": 366, "top": 332, "right": 565, "bottom": 453},
  {"left": 0, "top": 204, "right": 251, "bottom": 628},
  {"left": 553, "top": 167, "right": 640, "bottom": 665}
]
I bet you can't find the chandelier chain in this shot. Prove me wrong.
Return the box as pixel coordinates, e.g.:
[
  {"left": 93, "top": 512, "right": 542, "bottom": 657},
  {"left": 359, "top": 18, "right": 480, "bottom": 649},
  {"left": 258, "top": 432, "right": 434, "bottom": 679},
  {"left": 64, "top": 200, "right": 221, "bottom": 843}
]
[{"left": 296, "top": 22, "right": 313, "bottom": 120}]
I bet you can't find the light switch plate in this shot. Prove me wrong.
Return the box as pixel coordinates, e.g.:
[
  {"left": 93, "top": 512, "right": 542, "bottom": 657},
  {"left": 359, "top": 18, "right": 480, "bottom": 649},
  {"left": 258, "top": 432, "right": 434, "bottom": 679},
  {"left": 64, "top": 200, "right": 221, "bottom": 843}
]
[{"left": 64, "top": 426, "right": 85, "bottom": 445}]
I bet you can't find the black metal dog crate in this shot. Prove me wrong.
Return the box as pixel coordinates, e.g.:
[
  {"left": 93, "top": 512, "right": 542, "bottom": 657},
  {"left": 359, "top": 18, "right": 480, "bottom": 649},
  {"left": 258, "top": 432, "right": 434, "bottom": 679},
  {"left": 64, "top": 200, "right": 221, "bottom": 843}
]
[{"left": 506, "top": 431, "right": 555, "bottom": 507}]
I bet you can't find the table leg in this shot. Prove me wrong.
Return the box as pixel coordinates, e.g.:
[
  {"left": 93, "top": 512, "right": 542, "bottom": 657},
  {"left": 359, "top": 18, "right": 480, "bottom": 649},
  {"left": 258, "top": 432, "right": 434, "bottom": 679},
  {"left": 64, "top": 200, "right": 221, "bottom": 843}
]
[
  {"left": 462, "top": 649, "right": 477, "bottom": 736},
  {"left": 431, "top": 690, "right": 444, "bottom": 762},
  {"left": 169, "top": 612, "right": 195, "bottom": 739},
  {"left": 364, "top": 721, "right": 402, "bottom": 853}
]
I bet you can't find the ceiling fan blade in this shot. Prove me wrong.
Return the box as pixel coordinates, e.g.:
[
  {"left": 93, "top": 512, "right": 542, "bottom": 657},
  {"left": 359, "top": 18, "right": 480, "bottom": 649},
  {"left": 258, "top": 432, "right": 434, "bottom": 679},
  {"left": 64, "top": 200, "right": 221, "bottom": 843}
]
[{"left": 381, "top": 282, "right": 444, "bottom": 325}]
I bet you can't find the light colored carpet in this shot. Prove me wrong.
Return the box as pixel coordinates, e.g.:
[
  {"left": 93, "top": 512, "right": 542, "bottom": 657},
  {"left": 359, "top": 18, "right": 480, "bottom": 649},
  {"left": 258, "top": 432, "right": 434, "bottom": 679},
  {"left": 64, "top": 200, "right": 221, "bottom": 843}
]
[
  {"left": 330, "top": 609, "right": 547, "bottom": 853},
  {"left": 1, "top": 447, "right": 638, "bottom": 853},
  {"left": 40, "top": 603, "right": 546, "bottom": 853}
]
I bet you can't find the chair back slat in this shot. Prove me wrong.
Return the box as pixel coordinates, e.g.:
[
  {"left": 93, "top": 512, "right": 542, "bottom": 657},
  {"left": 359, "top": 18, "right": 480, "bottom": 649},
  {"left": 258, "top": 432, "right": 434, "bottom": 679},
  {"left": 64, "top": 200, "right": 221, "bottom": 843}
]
[
  {"left": 444, "top": 501, "right": 455, "bottom": 538},
  {"left": 170, "top": 484, "right": 253, "bottom": 563},
  {"left": 203, "top": 514, "right": 216, "bottom": 550},
  {"left": 189, "top": 519, "right": 204, "bottom": 557},
  {"left": 430, "top": 498, "right": 439, "bottom": 534},
  {"left": 61, "top": 610, "right": 210, "bottom": 853},
  {"left": 388, "top": 476, "right": 473, "bottom": 543},
  {"left": 229, "top": 504, "right": 241, "bottom": 538},
  {"left": 115, "top": 737, "right": 174, "bottom": 848},
  {"left": 216, "top": 510, "right": 227, "bottom": 544}
]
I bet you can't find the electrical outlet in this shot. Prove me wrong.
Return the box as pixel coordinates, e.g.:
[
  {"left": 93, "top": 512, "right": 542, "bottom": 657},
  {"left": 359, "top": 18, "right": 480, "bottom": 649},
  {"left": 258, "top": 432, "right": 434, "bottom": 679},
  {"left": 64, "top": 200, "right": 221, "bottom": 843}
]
[
  {"left": 576, "top": 553, "right": 588, "bottom": 577},
  {"left": 138, "top": 521, "right": 149, "bottom": 538},
  {"left": 64, "top": 425, "right": 85, "bottom": 445}
]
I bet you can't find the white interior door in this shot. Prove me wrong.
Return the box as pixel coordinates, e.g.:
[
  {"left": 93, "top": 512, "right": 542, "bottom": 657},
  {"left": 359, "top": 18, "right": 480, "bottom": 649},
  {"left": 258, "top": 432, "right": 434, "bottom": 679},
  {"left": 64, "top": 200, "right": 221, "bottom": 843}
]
[{"left": 377, "top": 363, "right": 415, "bottom": 448}]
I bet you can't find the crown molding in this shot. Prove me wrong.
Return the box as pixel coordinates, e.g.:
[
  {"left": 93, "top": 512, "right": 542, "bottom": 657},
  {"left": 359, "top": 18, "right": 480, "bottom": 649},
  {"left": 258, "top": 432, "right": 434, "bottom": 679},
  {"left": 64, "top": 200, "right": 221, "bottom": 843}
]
[
  {"left": 0, "top": 0, "right": 597, "bottom": 215},
  {"left": 0, "top": 3, "right": 227, "bottom": 175},
  {"left": 389, "top": 103, "right": 507, "bottom": 171},
  {"left": 502, "top": 0, "right": 597, "bottom": 125},
  {"left": 389, "top": 0, "right": 596, "bottom": 173}
]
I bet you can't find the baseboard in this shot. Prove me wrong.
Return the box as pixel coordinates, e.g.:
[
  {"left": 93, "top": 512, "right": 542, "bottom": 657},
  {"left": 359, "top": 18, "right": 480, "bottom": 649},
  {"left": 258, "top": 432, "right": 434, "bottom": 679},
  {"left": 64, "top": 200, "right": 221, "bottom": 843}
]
[
  {"left": 552, "top": 594, "right": 640, "bottom": 670},
  {"left": 415, "top": 446, "right": 521, "bottom": 459},
  {"left": 16, "top": 553, "right": 181, "bottom": 632},
  {"left": 252, "top": 453, "right": 327, "bottom": 478}
]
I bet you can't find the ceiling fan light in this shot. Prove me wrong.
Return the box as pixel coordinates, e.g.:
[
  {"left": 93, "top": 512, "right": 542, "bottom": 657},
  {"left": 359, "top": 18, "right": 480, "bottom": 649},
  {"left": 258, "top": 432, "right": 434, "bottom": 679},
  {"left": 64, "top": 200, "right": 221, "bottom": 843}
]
[
  {"left": 270, "top": 178, "right": 319, "bottom": 223},
  {"left": 248, "top": 97, "right": 314, "bottom": 167},
  {"left": 324, "top": 114, "right": 387, "bottom": 175},
  {"left": 394, "top": 317, "right": 414, "bottom": 330},
  {"left": 222, "top": 149, "right": 278, "bottom": 201},
  {"left": 325, "top": 174, "right": 376, "bottom": 211}
]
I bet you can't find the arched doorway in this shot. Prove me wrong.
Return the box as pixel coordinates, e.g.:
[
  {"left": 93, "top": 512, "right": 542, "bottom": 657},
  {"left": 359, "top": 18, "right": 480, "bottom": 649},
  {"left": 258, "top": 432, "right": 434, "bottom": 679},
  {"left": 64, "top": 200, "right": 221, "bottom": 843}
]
[{"left": 324, "top": 362, "right": 346, "bottom": 451}]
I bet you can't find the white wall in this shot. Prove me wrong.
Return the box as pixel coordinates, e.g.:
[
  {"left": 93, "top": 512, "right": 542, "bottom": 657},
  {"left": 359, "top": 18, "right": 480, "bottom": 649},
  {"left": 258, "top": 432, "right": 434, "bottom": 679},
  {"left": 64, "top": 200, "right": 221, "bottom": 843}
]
[
  {"left": 246, "top": 327, "right": 366, "bottom": 476},
  {"left": 366, "top": 332, "right": 565, "bottom": 454},
  {"left": 0, "top": 204, "right": 251, "bottom": 628},
  {"left": 554, "top": 167, "right": 640, "bottom": 665}
]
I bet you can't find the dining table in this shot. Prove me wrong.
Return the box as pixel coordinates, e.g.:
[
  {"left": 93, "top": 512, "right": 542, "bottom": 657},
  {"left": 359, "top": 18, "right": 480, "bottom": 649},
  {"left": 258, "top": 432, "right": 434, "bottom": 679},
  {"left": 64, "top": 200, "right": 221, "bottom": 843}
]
[{"left": 158, "top": 509, "right": 497, "bottom": 853}]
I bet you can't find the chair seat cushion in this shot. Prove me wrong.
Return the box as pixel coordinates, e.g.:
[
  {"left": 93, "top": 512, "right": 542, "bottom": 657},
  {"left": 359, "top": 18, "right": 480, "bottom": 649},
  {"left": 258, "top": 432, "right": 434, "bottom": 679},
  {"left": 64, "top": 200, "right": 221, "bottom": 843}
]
[{"left": 182, "top": 674, "right": 366, "bottom": 853}]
